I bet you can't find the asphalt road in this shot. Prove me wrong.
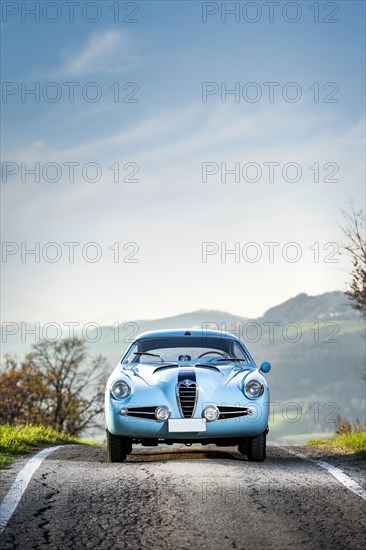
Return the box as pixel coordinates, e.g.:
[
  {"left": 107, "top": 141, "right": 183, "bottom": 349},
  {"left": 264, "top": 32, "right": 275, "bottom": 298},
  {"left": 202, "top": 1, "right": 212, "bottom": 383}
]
[{"left": 1, "top": 445, "right": 365, "bottom": 549}]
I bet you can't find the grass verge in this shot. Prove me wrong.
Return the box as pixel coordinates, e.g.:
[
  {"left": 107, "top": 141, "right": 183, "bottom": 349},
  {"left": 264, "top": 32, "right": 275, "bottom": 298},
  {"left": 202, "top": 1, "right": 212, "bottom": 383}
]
[
  {"left": 0, "top": 424, "right": 98, "bottom": 470},
  {"left": 308, "top": 431, "right": 366, "bottom": 459}
]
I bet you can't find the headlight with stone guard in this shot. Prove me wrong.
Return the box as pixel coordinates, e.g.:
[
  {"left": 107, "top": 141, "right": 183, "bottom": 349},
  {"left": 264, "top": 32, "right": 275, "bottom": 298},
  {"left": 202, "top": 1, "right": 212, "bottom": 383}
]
[
  {"left": 111, "top": 380, "right": 131, "bottom": 399},
  {"left": 244, "top": 380, "right": 263, "bottom": 399}
]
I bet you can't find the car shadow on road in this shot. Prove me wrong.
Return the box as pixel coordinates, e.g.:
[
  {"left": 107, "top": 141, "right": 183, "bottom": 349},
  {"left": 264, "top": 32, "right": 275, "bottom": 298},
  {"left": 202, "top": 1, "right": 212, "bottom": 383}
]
[
  {"left": 46, "top": 444, "right": 251, "bottom": 463},
  {"left": 126, "top": 446, "right": 242, "bottom": 462}
]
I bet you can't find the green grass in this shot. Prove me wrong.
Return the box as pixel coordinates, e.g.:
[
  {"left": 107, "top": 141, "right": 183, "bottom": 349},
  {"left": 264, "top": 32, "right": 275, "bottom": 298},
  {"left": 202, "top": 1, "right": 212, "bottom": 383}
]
[
  {"left": 0, "top": 424, "right": 98, "bottom": 469},
  {"left": 308, "top": 431, "right": 366, "bottom": 458}
]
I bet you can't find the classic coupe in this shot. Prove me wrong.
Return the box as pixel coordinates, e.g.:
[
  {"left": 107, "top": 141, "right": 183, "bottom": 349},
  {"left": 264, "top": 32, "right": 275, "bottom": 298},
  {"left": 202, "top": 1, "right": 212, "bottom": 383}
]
[{"left": 105, "top": 329, "right": 271, "bottom": 462}]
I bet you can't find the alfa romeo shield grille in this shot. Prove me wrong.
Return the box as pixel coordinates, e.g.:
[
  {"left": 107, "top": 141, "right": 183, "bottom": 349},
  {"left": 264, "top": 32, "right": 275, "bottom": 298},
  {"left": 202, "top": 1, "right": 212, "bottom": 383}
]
[{"left": 177, "top": 380, "right": 197, "bottom": 418}]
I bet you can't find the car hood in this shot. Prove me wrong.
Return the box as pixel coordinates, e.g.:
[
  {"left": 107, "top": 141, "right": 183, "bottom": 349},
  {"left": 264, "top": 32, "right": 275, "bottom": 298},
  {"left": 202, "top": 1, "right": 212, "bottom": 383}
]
[{"left": 120, "top": 362, "right": 252, "bottom": 387}]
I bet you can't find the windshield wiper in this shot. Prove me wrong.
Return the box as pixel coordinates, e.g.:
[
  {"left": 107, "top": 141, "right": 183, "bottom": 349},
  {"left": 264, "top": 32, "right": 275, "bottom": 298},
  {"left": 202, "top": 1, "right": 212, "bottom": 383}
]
[
  {"left": 212, "top": 357, "right": 247, "bottom": 362},
  {"left": 134, "top": 352, "right": 163, "bottom": 361}
]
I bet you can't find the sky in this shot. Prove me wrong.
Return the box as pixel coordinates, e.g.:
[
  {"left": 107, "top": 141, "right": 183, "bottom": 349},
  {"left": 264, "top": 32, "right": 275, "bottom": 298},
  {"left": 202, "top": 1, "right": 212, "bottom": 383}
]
[{"left": 1, "top": 0, "right": 365, "bottom": 325}]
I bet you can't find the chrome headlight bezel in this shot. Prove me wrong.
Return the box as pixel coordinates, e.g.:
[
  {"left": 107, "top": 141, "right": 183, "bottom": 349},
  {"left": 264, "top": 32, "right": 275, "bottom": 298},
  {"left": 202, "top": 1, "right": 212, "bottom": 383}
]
[
  {"left": 244, "top": 379, "right": 264, "bottom": 399},
  {"left": 155, "top": 406, "right": 171, "bottom": 422},
  {"left": 111, "top": 380, "right": 131, "bottom": 399},
  {"left": 203, "top": 405, "right": 220, "bottom": 422}
]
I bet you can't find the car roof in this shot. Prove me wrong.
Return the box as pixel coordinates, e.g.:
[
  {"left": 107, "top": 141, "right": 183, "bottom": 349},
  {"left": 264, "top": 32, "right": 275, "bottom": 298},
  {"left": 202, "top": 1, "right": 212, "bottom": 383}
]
[{"left": 136, "top": 328, "right": 240, "bottom": 341}]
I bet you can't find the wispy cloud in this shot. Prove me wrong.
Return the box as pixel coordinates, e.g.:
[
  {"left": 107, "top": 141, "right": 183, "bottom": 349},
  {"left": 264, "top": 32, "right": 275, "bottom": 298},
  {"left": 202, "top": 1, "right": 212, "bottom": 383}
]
[
  {"left": 2, "top": 102, "right": 364, "bottom": 323},
  {"left": 53, "top": 30, "right": 139, "bottom": 76},
  {"left": 7, "top": 102, "right": 363, "bottom": 168}
]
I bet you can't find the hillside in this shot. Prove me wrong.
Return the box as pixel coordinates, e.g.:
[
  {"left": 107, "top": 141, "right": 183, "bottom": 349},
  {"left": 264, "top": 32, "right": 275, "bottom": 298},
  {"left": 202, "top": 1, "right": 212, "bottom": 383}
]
[
  {"left": 262, "top": 291, "right": 356, "bottom": 322},
  {"left": 2, "top": 291, "right": 365, "bottom": 444}
]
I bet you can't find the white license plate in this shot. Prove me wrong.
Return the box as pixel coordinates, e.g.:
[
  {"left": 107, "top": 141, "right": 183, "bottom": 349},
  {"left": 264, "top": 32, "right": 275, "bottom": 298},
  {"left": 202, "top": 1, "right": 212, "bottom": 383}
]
[{"left": 168, "top": 419, "right": 207, "bottom": 433}]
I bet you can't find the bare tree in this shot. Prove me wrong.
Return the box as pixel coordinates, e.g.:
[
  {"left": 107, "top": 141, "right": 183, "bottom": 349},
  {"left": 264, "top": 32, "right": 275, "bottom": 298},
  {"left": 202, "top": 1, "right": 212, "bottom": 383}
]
[
  {"left": 339, "top": 201, "right": 366, "bottom": 318},
  {"left": 0, "top": 338, "right": 108, "bottom": 436},
  {"left": 339, "top": 201, "right": 366, "bottom": 379}
]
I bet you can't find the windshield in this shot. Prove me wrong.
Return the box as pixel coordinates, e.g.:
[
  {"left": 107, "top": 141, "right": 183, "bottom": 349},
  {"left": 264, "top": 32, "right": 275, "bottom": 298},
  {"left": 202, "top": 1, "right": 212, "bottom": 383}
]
[{"left": 122, "top": 336, "right": 248, "bottom": 364}]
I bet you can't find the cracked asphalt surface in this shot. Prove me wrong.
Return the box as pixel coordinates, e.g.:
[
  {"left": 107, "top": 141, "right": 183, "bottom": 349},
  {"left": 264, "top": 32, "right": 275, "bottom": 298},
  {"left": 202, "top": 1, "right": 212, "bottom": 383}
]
[{"left": 1, "top": 445, "right": 365, "bottom": 549}]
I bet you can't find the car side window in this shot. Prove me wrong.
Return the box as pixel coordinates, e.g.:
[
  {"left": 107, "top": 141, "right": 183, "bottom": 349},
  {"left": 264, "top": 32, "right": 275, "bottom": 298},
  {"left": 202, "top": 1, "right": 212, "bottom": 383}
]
[{"left": 233, "top": 342, "right": 247, "bottom": 361}]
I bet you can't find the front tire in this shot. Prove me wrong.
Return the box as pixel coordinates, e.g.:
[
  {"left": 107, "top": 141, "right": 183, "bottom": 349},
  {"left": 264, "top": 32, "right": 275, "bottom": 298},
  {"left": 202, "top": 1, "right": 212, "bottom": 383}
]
[
  {"left": 247, "top": 432, "right": 266, "bottom": 462},
  {"left": 107, "top": 430, "right": 132, "bottom": 463}
]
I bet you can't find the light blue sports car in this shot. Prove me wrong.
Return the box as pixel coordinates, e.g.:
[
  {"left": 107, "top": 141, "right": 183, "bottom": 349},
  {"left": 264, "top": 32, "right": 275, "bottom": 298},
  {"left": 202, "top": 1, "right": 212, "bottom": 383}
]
[{"left": 105, "top": 329, "right": 271, "bottom": 462}]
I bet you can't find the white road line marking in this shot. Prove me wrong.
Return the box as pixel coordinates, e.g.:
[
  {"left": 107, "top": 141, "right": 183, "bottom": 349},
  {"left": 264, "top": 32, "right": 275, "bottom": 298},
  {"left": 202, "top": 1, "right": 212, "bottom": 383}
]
[
  {"left": 0, "top": 445, "right": 64, "bottom": 533},
  {"left": 281, "top": 447, "right": 366, "bottom": 501}
]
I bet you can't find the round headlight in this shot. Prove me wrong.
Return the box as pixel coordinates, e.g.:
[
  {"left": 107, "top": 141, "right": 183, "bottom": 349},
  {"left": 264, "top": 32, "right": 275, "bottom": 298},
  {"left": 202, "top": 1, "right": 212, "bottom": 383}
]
[
  {"left": 111, "top": 380, "right": 131, "bottom": 399},
  {"left": 245, "top": 380, "right": 263, "bottom": 399},
  {"left": 203, "top": 405, "right": 220, "bottom": 422},
  {"left": 155, "top": 406, "right": 171, "bottom": 421}
]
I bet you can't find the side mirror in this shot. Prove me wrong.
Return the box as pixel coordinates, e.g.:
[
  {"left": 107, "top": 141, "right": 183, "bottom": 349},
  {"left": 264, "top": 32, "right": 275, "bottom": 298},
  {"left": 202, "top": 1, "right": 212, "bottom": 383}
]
[{"left": 260, "top": 361, "right": 271, "bottom": 374}]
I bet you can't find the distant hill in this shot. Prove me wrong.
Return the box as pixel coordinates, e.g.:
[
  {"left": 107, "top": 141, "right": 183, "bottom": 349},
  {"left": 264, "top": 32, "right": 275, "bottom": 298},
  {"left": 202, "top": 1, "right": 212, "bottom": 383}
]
[
  {"left": 122, "top": 308, "right": 248, "bottom": 333},
  {"left": 2, "top": 291, "right": 365, "bottom": 444},
  {"left": 261, "top": 291, "right": 356, "bottom": 323}
]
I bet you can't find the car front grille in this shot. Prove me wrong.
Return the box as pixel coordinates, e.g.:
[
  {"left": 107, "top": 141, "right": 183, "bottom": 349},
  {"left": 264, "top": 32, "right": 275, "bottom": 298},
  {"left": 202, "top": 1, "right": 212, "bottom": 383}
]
[{"left": 177, "top": 383, "right": 197, "bottom": 418}]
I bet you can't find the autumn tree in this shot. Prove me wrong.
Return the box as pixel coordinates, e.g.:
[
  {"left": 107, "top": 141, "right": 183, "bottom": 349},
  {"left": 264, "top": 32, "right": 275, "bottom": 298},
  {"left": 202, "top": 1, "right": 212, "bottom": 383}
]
[
  {"left": 0, "top": 354, "right": 49, "bottom": 426},
  {"left": 0, "top": 338, "right": 108, "bottom": 436}
]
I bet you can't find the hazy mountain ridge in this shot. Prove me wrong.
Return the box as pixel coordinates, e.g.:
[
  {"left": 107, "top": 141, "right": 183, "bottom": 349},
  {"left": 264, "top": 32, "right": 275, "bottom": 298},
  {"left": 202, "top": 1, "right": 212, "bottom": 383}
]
[
  {"left": 115, "top": 291, "right": 358, "bottom": 329},
  {"left": 261, "top": 291, "right": 357, "bottom": 323}
]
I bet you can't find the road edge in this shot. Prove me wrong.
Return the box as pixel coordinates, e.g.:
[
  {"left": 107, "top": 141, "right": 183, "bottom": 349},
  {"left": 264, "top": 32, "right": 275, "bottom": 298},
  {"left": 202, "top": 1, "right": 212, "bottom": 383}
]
[
  {"left": 280, "top": 446, "right": 366, "bottom": 501},
  {"left": 0, "top": 445, "right": 64, "bottom": 533}
]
